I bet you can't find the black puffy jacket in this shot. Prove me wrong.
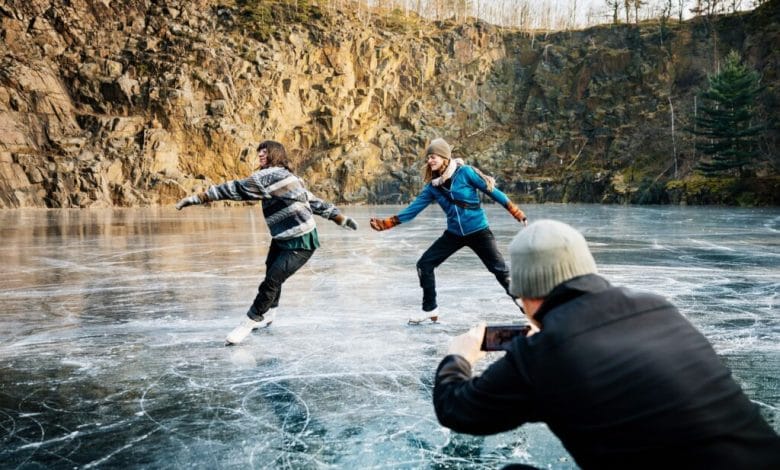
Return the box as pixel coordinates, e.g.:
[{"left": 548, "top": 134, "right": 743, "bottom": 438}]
[{"left": 434, "top": 274, "right": 780, "bottom": 469}]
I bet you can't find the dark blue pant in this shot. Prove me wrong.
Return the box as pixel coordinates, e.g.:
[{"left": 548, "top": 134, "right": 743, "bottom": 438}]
[
  {"left": 416, "top": 228, "right": 510, "bottom": 312},
  {"left": 248, "top": 241, "right": 314, "bottom": 321}
]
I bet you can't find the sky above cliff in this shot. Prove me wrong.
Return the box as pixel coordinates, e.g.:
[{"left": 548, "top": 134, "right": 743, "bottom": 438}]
[{"left": 402, "top": 0, "right": 760, "bottom": 29}]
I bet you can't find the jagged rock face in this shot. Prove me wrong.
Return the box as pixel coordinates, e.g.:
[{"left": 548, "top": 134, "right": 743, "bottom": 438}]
[{"left": 1, "top": 0, "right": 778, "bottom": 208}]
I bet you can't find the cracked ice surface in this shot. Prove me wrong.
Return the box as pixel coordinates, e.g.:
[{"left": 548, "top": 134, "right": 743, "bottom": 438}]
[{"left": 1, "top": 205, "right": 778, "bottom": 468}]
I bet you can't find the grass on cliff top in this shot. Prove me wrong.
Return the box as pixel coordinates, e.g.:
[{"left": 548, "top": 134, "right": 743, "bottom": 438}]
[
  {"left": 216, "top": 0, "right": 454, "bottom": 38},
  {"left": 216, "top": 0, "right": 324, "bottom": 40}
]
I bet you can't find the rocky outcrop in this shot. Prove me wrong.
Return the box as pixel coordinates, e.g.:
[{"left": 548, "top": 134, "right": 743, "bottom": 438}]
[{"left": 1, "top": 0, "right": 778, "bottom": 208}]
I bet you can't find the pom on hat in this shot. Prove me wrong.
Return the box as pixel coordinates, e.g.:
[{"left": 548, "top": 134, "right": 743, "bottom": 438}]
[
  {"left": 509, "top": 219, "right": 597, "bottom": 298},
  {"left": 426, "top": 138, "right": 452, "bottom": 160}
]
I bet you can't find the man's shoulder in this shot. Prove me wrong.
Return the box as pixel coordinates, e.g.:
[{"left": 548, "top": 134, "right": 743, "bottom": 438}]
[
  {"left": 542, "top": 280, "right": 679, "bottom": 333},
  {"left": 556, "top": 275, "right": 670, "bottom": 306},
  {"left": 614, "top": 285, "right": 671, "bottom": 304}
]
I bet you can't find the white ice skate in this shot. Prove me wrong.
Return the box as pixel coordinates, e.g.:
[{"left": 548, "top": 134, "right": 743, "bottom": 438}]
[
  {"left": 251, "top": 308, "right": 277, "bottom": 330},
  {"left": 225, "top": 318, "right": 261, "bottom": 345},
  {"left": 408, "top": 308, "right": 439, "bottom": 325},
  {"left": 225, "top": 309, "right": 276, "bottom": 345}
]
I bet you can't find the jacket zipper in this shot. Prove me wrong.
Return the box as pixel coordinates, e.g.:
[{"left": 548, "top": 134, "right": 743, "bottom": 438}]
[{"left": 454, "top": 204, "right": 465, "bottom": 235}]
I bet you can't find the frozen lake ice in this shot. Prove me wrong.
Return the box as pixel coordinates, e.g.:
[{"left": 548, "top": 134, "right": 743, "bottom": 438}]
[{"left": 1, "top": 204, "right": 778, "bottom": 468}]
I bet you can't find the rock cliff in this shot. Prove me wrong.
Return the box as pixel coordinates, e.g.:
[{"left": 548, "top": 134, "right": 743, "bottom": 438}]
[{"left": 1, "top": 0, "right": 778, "bottom": 208}]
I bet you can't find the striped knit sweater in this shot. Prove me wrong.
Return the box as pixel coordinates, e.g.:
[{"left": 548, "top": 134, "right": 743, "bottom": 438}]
[{"left": 205, "top": 167, "right": 341, "bottom": 240}]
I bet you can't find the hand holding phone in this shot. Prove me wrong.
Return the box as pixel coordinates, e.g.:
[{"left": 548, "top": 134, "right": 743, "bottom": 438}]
[
  {"left": 447, "top": 322, "right": 487, "bottom": 365},
  {"left": 481, "top": 325, "right": 531, "bottom": 351}
]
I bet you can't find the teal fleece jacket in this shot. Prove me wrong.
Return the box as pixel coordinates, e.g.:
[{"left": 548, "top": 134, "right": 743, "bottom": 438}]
[{"left": 397, "top": 165, "right": 511, "bottom": 236}]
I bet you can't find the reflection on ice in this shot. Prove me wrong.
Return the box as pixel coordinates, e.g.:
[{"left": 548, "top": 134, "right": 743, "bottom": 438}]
[{"left": 1, "top": 205, "right": 778, "bottom": 468}]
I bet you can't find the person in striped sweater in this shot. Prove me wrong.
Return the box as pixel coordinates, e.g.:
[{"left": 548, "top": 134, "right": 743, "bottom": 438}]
[{"left": 176, "top": 140, "right": 358, "bottom": 345}]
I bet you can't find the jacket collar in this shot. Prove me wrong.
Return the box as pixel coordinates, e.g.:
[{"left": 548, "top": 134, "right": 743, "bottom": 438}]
[
  {"left": 431, "top": 158, "right": 464, "bottom": 187},
  {"left": 534, "top": 274, "right": 611, "bottom": 324}
]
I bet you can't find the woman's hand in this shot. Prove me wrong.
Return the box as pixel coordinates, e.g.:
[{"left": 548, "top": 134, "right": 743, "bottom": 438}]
[
  {"left": 333, "top": 214, "right": 359, "bottom": 230},
  {"left": 369, "top": 216, "right": 400, "bottom": 231},
  {"left": 176, "top": 194, "right": 203, "bottom": 210},
  {"left": 176, "top": 191, "right": 210, "bottom": 210},
  {"left": 506, "top": 202, "right": 528, "bottom": 226}
]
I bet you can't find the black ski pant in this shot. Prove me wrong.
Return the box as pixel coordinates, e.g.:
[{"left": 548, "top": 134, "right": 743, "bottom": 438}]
[
  {"left": 248, "top": 241, "right": 314, "bottom": 321},
  {"left": 416, "top": 228, "right": 510, "bottom": 312}
]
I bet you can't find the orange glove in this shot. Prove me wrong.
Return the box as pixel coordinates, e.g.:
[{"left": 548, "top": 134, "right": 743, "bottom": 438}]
[
  {"left": 370, "top": 216, "right": 400, "bottom": 231},
  {"left": 506, "top": 202, "right": 527, "bottom": 225}
]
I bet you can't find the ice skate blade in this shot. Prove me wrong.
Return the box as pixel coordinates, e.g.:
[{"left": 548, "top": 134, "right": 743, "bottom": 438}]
[
  {"left": 407, "top": 316, "right": 439, "bottom": 325},
  {"left": 251, "top": 320, "right": 273, "bottom": 331}
]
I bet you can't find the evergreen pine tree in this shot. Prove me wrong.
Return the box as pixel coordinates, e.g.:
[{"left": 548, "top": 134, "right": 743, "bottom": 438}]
[{"left": 694, "top": 50, "right": 763, "bottom": 177}]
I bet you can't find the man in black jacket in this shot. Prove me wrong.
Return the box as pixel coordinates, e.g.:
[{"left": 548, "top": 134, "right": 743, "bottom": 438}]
[{"left": 433, "top": 219, "right": 780, "bottom": 469}]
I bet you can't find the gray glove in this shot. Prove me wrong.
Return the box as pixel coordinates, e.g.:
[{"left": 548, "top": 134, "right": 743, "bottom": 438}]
[
  {"left": 342, "top": 216, "right": 358, "bottom": 231},
  {"left": 333, "top": 214, "right": 358, "bottom": 230},
  {"left": 175, "top": 194, "right": 202, "bottom": 210}
]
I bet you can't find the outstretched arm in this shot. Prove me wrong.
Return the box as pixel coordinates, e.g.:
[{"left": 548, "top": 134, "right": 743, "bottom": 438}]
[
  {"left": 464, "top": 168, "right": 527, "bottom": 226},
  {"left": 306, "top": 190, "right": 358, "bottom": 231},
  {"left": 371, "top": 186, "right": 435, "bottom": 231},
  {"left": 175, "top": 170, "right": 277, "bottom": 210},
  {"left": 505, "top": 201, "right": 527, "bottom": 226},
  {"left": 434, "top": 328, "right": 539, "bottom": 435},
  {"left": 307, "top": 190, "right": 339, "bottom": 220},
  {"left": 370, "top": 215, "right": 400, "bottom": 231}
]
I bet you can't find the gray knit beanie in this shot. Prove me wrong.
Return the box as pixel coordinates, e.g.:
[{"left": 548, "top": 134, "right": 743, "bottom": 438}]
[
  {"left": 426, "top": 138, "right": 451, "bottom": 160},
  {"left": 509, "top": 219, "right": 598, "bottom": 298}
]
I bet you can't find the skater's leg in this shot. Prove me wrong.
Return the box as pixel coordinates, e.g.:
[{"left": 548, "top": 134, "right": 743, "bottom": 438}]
[
  {"left": 415, "top": 231, "right": 463, "bottom": 316},
  {"left": 249, "top": 247, "right": 314, "bottom": 320},
  {"left": 467, "top": 228, "right": 511, "bottom": 295},
  {"left": 265, "top": 245, "right": 283, "bottom": 311},
  {"left": 226, "top": 246, "right": 313, "bottom": 345}
]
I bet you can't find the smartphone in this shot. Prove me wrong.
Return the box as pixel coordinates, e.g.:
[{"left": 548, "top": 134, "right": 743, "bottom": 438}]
[{"left": 481, "top": 325, "right": 531, "bottom": 351}]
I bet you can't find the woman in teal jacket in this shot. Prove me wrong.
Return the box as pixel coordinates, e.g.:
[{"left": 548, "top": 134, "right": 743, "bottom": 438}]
[{"left": 370, "top": 138, "right": 528, "bottom": 324}]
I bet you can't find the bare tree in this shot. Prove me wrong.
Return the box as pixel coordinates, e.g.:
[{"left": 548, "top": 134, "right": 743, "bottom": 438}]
[
  {"left": 633, "top": 0, "right": 645, "bottom": 23},
  {"left": 662, "top": 0, "right": 674, "bottom": 21},
  {"left": 567, "top": 0, "right": 578, "bottom": 29},
  {"left": 690, "top": 0, "right": 723, "bottom": 16},
  {"left": 541, "top": 1, "right": 554, "bottom": 30},
  {"left": 669, "top": 96, "right": 678, "bottom": 177},
  {"left": 727, "top": 0, "right": 743, "bottom": 12},
  {"left": 512, "top": 0, "right": 532, "bottom": 29},
  {"left": 677, "top": 0, "right": 688, "bottom": 22},
  {"left": 605, "top": 0, "right": 622, "bottom": 23}
]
